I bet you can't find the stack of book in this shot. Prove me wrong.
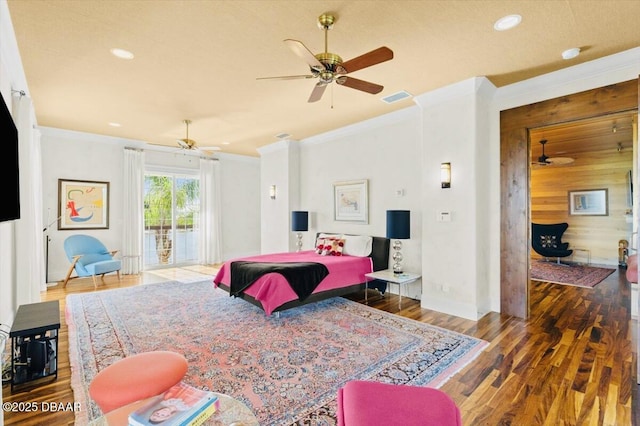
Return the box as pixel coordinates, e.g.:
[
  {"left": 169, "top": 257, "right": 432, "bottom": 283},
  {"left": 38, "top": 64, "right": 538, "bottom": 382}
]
[{"left": 128, "top": 381, "right": 219, "bottom": 426}]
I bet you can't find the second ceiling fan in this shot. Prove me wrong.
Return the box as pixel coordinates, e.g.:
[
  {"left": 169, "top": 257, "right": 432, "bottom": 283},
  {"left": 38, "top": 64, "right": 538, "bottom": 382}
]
[
  {"left": 176, "top": 119, "right": 220, "bottom": 154},
  {"left": 257, "top": 13, "right": 393, "bottom": 103},
  {"left": 532, "top": 139, "right": 574, "bottom": 167}
]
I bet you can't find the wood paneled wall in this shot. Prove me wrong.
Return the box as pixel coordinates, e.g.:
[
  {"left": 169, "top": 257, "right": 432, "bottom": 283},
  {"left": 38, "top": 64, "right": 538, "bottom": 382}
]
[
  {"left": 500, "top": 79, "right": 638, "bottom": 319},
  {"left": 531, "top": 148, "right": 633, "bottom": 265}
]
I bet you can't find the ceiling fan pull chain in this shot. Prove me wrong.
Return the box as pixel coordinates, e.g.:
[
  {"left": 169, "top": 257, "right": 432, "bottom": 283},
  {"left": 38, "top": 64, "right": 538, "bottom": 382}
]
[{"left": 331, "top": 84, "right": 334, "bottom": 109}]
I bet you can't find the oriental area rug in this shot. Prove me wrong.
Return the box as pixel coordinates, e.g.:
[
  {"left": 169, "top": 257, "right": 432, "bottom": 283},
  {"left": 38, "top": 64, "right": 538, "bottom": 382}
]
[
  {"left": 531, "top": 260, "right": 615, "bottom": 288},
  {"left": 66, "top": 280, "right": 488, "bottom": 425}
]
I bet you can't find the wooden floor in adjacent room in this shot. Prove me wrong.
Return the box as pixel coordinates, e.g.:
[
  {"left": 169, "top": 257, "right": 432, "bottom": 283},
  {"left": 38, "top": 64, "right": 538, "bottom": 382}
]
[{"left": 2, "top": 264, "right": 638, "bottom": 425}]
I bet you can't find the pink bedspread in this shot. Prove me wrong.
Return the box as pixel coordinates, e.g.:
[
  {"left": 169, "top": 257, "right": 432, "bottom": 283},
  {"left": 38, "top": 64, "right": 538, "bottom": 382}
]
[{"left": 213, "top": 250, "right": 373, "bottom": 315}]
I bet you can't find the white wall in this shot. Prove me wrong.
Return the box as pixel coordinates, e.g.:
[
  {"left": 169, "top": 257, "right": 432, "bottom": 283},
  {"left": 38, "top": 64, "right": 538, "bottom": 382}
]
[
  {"left": 40, "top": 128, "right": 127, "bottom": 282},
  {"left": 0, "top": 0, "right": 32, "bottom": 420},
  {"left": 40, "top": 127, "right": 261, "bottom": 281},
  {"left": 416, "top": 77, "right": 496, "bottom": 320},
  {"left": 219, "top": 153, "right": 261, "bottom": 259},
  {"left": 258, "top": 140, "right": 301, "bottom": 254},
  {"left": 298, "top": 108, "right": 424, "bottom": 299}
]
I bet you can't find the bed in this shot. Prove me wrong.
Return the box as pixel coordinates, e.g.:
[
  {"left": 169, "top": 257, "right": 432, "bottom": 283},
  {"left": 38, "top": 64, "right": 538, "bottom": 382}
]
[{"left": 213, "top": 233, "right": 390, "bottom": 315}]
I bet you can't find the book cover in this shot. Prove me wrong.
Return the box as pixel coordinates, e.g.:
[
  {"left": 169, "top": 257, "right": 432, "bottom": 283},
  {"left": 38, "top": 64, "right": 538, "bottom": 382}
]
[{"left": 128, "top": 381, "right": 218, "bottom": 426}]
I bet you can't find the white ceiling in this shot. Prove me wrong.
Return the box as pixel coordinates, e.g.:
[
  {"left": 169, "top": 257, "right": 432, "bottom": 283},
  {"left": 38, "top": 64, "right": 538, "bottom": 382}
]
[{"left": 7, "top": 1, "right": 640, "bottom": 157}]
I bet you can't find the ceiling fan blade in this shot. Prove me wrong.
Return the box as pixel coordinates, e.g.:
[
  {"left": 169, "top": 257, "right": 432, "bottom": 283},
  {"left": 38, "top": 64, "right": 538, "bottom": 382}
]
[
  {"left": 256, "top": 74, "right": 315, "bottom": 81},
  {"left": 308, "top": 83, "right": 328, "bottom": 103},
  {"left": 341, "top": 46, "right": 393, "bottom": 74},
  {"left": 284, "top": 39, "right": 325, "bottom": 71},
  {"left": 177, "top": 139, "right": 191, "bottom": 149},
  {"left": 337, "top": 76, "right": 384, "bottom": 94}
]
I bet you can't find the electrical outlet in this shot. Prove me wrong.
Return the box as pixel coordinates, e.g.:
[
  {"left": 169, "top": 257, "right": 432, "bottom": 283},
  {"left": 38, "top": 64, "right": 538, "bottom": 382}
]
[{"left": 441, "top": 284, "right": 450, "bottom": 293}]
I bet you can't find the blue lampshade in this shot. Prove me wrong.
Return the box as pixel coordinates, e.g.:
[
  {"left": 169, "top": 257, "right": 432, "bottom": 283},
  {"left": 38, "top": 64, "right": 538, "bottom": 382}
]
[
  {"left": 386, "top": 210, "right": 410, "bottom": 239},
  {"left": 291, "top": 211, "right": 309, "bottom": 232}
]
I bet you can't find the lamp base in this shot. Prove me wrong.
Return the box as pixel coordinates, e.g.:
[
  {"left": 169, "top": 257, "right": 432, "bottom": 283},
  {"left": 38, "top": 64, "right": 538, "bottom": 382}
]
[
  {"left": 296, "top": 232, "right": 303, "bottom": 252},
  {"left": 392, "top": 240, "right": 403, "bottom": 274}
]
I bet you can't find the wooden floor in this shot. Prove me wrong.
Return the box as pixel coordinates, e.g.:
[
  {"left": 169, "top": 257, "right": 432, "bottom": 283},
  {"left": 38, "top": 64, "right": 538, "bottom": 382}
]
[{"left": 2, "top": 265, "right": 638, "bottom": 425}]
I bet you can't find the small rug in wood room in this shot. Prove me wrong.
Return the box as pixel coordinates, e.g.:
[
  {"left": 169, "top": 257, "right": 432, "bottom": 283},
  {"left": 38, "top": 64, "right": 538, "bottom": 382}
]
[{"left": 531, "top": 260, "right": 615, "bottom": 288}]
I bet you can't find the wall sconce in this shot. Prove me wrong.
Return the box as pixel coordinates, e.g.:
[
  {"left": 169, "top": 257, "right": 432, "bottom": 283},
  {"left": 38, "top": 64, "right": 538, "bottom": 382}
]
[
  {"left": 440, "top": 162, "right": 451, "bottom": 188},
  {"left": 269, "top": 185, "right": 277, "bottom": 199}
]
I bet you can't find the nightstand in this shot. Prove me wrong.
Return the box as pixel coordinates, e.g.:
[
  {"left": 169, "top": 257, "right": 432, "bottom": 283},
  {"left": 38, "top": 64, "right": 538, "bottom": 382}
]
[{"left": 365, "top": 270, "right": 421, "bottom": 308}]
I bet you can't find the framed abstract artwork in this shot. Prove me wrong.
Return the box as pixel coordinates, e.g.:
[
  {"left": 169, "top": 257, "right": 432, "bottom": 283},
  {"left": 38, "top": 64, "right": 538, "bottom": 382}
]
[
  {"left": 333, "top": 179, "right": 368, "bottom": 223},
  {"left": 58, "top": 179, "right": 110, "bottom": 229},
  {"left": 568, "top": 188, "right": 608, "bottom": 216}
]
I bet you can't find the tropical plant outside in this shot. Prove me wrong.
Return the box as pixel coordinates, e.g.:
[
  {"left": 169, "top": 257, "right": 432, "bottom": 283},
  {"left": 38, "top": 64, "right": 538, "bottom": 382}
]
[{"left": 144, "top": 174, "right": 199, "bottom": 264}]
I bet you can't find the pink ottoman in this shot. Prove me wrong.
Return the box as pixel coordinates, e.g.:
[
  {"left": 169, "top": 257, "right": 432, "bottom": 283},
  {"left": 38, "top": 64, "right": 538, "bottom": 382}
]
[
  {"left": 89, "top": 351, "right": 188, "bottom": 414},
  {"left": 337, "top": 380, "right": 462, "bottom": 426}
]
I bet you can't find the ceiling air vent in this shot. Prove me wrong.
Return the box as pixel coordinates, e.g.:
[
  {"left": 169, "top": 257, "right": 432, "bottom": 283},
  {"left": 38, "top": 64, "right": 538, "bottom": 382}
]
[{"left": 381, "top": 90, "right": 412, "bottom": 104}]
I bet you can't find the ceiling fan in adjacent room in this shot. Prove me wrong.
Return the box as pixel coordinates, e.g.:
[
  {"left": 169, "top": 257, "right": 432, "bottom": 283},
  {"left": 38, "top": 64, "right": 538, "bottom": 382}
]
[
  {"left": 531, "top": 139, "right": 575, "bottom": 168},
  {"left": 176, "top": 119, "right": 220, "bottom": 154},
  {"left": 257, "top": 13, "right": 394, "bottom": 103}
]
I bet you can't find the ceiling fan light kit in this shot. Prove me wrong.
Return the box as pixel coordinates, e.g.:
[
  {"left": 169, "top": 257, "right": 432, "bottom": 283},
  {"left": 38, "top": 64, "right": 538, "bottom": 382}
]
[{"left": 257, "top": 13, "right": 394, "bottom": 103}]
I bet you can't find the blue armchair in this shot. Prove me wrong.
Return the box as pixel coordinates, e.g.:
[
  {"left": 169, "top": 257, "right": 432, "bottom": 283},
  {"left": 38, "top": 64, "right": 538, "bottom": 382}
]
[{"left": 63, "top": 235, "right": 122, "bottom": 289}]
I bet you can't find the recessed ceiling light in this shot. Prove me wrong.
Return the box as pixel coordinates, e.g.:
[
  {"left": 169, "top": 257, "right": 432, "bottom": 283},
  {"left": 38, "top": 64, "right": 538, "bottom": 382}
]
[
  {"left": 561, "top": 47, "right": 581, "bottom": 60},
  {"left": 494, "top": 14, "right": 522, "bottom": 31},
  {"left": 110, "top": 48, "right": 134, "bottom": 59},
  {"left": 221, "top": 142, "right": 230, "bottom": 145},
  {"left": 275, "top": 132, "right": 290, "bottom": 139},
  {"left": 108, "top": 122, "right": 121, "bottom": 127}
]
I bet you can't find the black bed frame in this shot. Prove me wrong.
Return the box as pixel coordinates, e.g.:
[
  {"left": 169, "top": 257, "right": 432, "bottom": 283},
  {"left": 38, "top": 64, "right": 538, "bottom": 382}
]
[{"left": 217, "top": 234, "right": 390, "bottom": 314}]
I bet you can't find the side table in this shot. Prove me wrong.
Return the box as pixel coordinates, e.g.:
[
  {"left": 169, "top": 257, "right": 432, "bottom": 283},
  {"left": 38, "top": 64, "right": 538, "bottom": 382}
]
[
  {"left": 10, "top": 300, "right": 60, "bottom": 391},
  {"left": 365, "top": 270, "right": 421, "bottom": 308}
]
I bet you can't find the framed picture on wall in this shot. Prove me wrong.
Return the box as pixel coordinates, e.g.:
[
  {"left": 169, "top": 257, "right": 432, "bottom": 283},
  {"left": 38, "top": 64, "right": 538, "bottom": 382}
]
[
  {"left": 58, "top": 179, "right": 110, "bottom": 229},
  {"left": 333, "top": 179, "right": 368, "bottom": 223},
  {"left": 568, "top": 188, "right": 608, "bottom": 216}
]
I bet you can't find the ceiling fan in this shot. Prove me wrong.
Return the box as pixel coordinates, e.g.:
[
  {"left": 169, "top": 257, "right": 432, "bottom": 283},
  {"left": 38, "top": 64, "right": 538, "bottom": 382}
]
[
  {"left": 532, "top": 139, "right": 574, "bottom": 167},
  {"left": 176, "top": 119, "right": 220, "bottom": 153},
  {"left": 257, "top": 13, "right": 394, "bottom": 103}
]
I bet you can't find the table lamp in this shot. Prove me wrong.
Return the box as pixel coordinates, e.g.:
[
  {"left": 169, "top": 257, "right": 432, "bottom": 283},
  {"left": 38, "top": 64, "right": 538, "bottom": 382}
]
[
  {"left": 291, "top": 211, "right": 309, "bottom": 252},
  {"left": 386, "top": 210, "right": 410, "bottom": 274}
]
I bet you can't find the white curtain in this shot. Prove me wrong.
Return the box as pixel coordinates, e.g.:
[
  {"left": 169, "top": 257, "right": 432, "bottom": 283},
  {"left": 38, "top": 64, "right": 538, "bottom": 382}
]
[
  {"left": 122, "top": 148, "right": 145, "bottom": 274},
  {"left": 14, "top": 94, "right": 46, "bottom": 303},
  {"left": 199, "top": 158, "right": 222, "bottom": 264}
]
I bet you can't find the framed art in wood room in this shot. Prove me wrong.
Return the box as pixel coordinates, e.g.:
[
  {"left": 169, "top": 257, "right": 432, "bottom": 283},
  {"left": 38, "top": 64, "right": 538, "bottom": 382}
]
[
  {"left": 333, "top": 179, "right": 368, "bottom": 223},
  {"left": 58, "top": 179, "right": 110, "bottom": 229},
  {"left": 568, "top": 188, "right": 608, "bottom": 216}
]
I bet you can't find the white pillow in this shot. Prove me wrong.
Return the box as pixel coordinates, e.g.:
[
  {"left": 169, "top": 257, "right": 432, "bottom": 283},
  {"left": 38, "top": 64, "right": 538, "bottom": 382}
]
[
  {"left": 340, "top": 234, "right": 373, "bottom": 257},
  {"left": 318, "top": 233, "right": 340, "bottom": 239}
]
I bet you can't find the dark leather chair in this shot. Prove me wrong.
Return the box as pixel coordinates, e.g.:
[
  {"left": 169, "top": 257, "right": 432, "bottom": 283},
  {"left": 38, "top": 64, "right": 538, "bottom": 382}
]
[{"left": 532, "top": 223, "right": 573, "bottom": 265}]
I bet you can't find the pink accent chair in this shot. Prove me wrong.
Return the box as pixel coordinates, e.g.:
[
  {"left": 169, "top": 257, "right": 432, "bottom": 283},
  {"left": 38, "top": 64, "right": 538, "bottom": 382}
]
[
  {"left": 337, "top": 380, "right": 462, "bottom": 426},
  {"left": 89, "top": 351, "right": 188, "bottom": 414}
]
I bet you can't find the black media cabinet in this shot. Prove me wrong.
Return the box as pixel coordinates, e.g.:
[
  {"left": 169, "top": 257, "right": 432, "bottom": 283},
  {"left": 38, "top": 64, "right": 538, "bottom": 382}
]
[{"left": 9, "top": 300, "right": 60, "bottom": 391}]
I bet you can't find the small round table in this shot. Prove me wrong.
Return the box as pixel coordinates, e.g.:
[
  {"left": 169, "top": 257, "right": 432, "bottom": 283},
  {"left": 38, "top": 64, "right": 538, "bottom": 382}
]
[
  {"left": 90, "top": 391, "right": 258, "bottom": 426},
  {"left": 209, "top": 392, "right": 259, "bottom": 426}
]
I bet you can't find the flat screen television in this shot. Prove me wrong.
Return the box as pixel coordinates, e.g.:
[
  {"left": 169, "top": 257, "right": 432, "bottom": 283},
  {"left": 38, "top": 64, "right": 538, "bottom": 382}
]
[{"left": 0, "top": 92, "right": 20, "bottom": 222}]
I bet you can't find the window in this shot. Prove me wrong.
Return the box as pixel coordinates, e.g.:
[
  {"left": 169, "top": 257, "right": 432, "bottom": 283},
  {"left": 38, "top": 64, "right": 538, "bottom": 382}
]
[{"left": 144, "top": 171, "right": 200, "bottom": 268}]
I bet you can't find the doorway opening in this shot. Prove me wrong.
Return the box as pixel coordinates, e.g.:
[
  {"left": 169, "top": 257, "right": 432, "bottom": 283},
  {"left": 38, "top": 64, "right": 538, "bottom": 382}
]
[{"left": 143, "top": 171, "right": 200, "bottom": 269}]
